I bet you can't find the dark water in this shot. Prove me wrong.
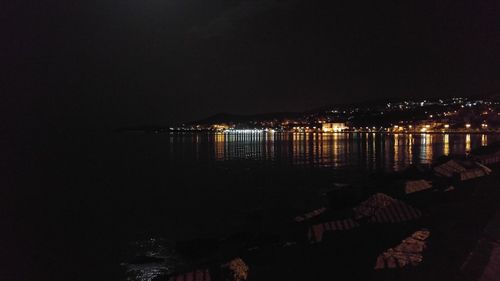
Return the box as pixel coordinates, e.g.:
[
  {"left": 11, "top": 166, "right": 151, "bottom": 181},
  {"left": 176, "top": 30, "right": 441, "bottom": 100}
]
[
  {"left": 3, "top": 132, "right": 499, "bottom": 281},
  {"left": 166, "top": 132, "right": 495, "bottom": 170}
]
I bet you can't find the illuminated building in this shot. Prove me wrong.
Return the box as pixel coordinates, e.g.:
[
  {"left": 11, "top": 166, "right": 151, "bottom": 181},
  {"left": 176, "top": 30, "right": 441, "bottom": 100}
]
[
  {"left": 322, "top": 122, "right": 347, "bottom": 132},
  {"left": 211, "top": 124, "right": 231, "bottom": 131}
]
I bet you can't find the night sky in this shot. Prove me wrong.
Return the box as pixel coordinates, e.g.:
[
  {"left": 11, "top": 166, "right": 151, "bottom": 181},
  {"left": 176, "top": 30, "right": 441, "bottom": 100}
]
[{"left": 4, "top": 0, "right": 500, "bottom": 129}]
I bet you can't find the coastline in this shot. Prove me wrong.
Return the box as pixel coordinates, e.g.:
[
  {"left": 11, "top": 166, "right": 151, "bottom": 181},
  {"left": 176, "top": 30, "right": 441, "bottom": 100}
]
[
  {"left": 158, "top": 130, "right": 500, "bottom": 134},
  {"left": 151, "top": 150, "right": 500, "bottom": 281}
]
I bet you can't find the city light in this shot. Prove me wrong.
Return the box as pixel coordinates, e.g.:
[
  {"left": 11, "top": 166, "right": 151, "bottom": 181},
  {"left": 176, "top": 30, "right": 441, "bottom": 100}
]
[{"left": 179, "top": 97, "right": 499, "bottom": 133}]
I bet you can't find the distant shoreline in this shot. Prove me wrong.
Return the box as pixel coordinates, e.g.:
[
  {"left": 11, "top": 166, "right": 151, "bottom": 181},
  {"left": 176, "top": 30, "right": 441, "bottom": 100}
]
[{"left": 158, "top": 130, "right": 500, "bottom": 135}]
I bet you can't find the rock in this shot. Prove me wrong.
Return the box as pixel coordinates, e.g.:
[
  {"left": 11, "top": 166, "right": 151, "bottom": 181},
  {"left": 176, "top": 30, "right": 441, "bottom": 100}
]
[
  {"left": 374, "top": 229, "right": 430, "bottom": 270},
  {"left": 220, "top": 258, "right": 249, "bottom": 281},
  {"left": 444, "top": 186, "right": 455, "bottom": 192}
]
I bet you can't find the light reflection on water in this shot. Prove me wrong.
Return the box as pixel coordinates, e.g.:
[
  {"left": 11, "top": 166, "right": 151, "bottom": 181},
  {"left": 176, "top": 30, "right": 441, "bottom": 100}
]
[
  {"left": 123, "top": 132, "right": 500, "bottom": 281},
  {"left": 167, "top": 133, "right": 500, "bottom": 171},
  {"left": 482, "top": 134, "right": 488, "bottom": 146},
  {"left": 123, "top": 238, "right": 185, "bottom": 281}
]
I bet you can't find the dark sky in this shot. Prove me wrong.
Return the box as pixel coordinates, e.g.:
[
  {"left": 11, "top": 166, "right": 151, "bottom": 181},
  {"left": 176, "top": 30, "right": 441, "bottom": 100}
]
[{"left": 4, "top": 0, "right": 500, "bottom": 128}]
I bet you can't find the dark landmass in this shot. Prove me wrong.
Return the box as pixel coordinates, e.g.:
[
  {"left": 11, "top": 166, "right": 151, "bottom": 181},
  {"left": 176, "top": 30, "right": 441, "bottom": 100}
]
[
  {"left": 191, "top": 96, "right": 500, "bottom": 126},
  {"left": 187, "top": 112, "right": 304, "bottom": 126},
  {"left": 117, "top": 95, "right": 500, "bottom": 132}
]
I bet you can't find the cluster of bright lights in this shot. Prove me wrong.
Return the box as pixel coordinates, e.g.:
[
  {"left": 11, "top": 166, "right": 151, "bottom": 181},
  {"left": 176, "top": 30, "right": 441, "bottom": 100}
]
[
  {"left": 223, "top": 129, "right": 265, "bottom": 133},
  {"left": 323, "top": 128, "right": 344, "bottom": 132}
]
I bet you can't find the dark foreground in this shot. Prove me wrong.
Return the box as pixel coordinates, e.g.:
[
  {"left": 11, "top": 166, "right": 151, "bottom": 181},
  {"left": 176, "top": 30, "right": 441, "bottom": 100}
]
[
  {"left": 4, "top": 133, "right": 500, "bottom": 281},
  {"left": 138, "top": 162, "right": 500, "bottom": 281}
]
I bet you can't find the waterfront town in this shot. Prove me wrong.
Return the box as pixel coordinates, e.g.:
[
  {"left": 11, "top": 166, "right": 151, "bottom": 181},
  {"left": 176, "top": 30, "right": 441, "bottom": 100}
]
[{"left": 165, "top": 96, "right": 500, "bottom": 134}]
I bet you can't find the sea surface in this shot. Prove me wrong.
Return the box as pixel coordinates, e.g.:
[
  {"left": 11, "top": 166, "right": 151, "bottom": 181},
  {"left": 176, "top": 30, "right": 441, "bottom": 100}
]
[
  {"left": 162, "top": 132, "right": 493, "bottom": 170},
  {"left": 3, "top": 132, "right": 500, "bottom": 281}
]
